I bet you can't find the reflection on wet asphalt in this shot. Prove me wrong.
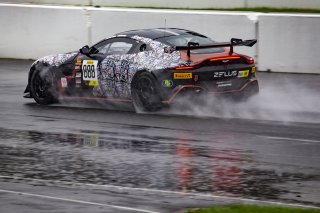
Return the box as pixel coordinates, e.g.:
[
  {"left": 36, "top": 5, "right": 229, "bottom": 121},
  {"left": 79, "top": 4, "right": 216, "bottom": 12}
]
[
  {"left": 0, "top": 59, "right": 320, "bottom": 212},
  {"left": 0, "top": 126, "right": 319, "bottom": 207}
]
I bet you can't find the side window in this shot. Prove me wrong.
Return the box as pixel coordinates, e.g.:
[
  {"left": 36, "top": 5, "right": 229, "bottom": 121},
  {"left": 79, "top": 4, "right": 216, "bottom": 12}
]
[
  {"left": 132, "top": 43, "right": 153, "bottom": 54},
  {"left": 107, "top": 42, "right": 133, "bottom": 55},
  {"left": 91, "top": 37, "right": 137, "bottom": 56},
  {"left": 97, "top": 43, "right": 111, "bottom": 55}
]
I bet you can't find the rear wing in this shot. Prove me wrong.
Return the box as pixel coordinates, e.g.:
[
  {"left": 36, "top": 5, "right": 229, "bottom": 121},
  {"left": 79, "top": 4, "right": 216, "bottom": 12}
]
[{"left": 174, "top": 38, "right": 257, "bottom": 57}]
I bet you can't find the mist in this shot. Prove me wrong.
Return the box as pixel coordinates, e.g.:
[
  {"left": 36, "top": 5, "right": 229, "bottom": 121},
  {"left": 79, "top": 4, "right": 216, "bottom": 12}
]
[{"left": 164, "top": 73, "right": 320, "bottom": 124}]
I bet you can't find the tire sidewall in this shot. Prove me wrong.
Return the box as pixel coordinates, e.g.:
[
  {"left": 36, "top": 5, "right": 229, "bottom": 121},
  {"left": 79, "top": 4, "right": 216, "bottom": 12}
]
[
  {"left": 131, "top": 71, "right": 162, "bottom": 112},
  {"left": 30, "top": 68, "right": 58, "bottom": 105}
]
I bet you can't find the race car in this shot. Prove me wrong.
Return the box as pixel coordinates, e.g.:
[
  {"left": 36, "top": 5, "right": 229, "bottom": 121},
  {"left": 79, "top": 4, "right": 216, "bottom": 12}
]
[{"left": 23, "top": 28, "right": 258, "bottom": 112}]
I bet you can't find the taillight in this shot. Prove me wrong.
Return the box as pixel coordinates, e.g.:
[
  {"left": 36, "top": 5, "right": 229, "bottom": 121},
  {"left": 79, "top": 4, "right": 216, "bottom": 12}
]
[
  {"left": 245, "top": 57, "right": 255, "bottom": 64},
  {"left": 209, "top": 56, "right": 240, "bottom": 62}
]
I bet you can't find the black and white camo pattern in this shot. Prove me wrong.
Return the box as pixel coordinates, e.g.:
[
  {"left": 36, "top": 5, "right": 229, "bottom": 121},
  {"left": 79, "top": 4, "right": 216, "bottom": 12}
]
[
  {"left": 95, "top": 35, "right": 189, "bottom": 98},
  {"left": 34, "top": 52, "right": 78, "bottom": 67},
  {"left": 32, "top": 36, "right": 189, "bottom": 98}
]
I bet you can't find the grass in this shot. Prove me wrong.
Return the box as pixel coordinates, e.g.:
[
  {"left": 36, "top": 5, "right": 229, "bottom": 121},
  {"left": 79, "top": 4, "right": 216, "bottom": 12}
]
[
  {"left": 185, "top": 205, "right": 320, "bottom": 213},
  {"left": 110, "top": 6, "right": 320, "bottom": 14}
]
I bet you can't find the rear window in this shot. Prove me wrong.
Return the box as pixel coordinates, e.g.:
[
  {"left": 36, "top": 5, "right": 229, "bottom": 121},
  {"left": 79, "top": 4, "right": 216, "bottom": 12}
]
[{"left": 157, "top": 35, "right": 224, "bottom": 54}]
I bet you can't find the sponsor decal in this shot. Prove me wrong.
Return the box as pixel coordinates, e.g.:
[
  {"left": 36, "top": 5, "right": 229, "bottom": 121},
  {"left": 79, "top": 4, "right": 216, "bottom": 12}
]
[
  {"left": 82, "top": 60, "right": 98, "bottom": 81},
  {"left": 213, "top": 71, "right": 237, "bottom": 78},
  {"left": 238, "top": 70, "right": 249, "bottom": 78},
  {"left": 216, "top": 81, "right": 232, "bottom": 87},
  {"left": 61, "top": 77, "right": 67, "bottom": 88},
  {"left": 89, "top": 80, "right": 99, "bottom": 86},
  {"left": 194, "top": 74, "right": 199, "bottom": 82},
  {"left": 162, "top": 80, "right": 173, "bottom": 87},
  {"left": 251, "top": 67, "right": 256, "bottom": 73},
  {"left": 76, "top": 60, "right": 82, "bottom": 66},
  {"left": 76, "top": 72, "right": 82, "bottom": 77},
  {"left": 76, "top": 78, "right": 81, "bottom": 84},
  {"left": 174, "top": 73, "right": 192, "bottom": 79}
]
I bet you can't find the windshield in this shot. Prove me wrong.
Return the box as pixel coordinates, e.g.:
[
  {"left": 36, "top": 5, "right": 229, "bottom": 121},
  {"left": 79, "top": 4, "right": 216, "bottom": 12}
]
[{"left": 157, "top": 35, "right": 224, "bottom": 54}]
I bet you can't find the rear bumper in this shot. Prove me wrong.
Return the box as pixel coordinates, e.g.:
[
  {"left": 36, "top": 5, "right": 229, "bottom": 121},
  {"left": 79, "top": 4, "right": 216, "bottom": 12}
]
[{"left": 162, "top": 78, "right": 259, "bottom": 104}]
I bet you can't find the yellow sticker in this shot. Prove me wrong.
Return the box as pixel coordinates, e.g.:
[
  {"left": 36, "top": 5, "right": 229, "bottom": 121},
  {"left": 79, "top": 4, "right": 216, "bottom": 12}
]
[
  {"left": 86, "top": 61, "right": 94, "bottom": 65},
  {"left": 174, "top": 73, "right": 192, "bottom": 79},
  {"left": 237, "top": 70, "right": 249, "bottom": 78},
  {"left": 83, "top": 134, "right": 99, "bottom": 147},
  {"left": 76, "top": 60, "right": 82, "bottom": 65},
  {"left": 252, "top": 66, "right": 256, "bottom": 73},
  {"left": 89, "top": 80, "right": 99, "bottom": 86},
  {"left": 162, "top": 80, "right": 173, "bottom": 87}
]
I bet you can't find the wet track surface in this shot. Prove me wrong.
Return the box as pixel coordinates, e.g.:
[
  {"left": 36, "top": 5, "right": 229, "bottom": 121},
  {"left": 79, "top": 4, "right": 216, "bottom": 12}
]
[{"left": 0, "top": 59, "right": 320, "bottom": 212}]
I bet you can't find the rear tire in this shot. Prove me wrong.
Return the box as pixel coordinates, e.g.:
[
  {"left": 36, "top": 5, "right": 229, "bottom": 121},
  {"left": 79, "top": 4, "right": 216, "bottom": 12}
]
[
  {"left": 131, "top": 72, "right": 162, "bottom": 112},
  {"left": 30, "top": 69, "right": 58, "bottom": 105}
]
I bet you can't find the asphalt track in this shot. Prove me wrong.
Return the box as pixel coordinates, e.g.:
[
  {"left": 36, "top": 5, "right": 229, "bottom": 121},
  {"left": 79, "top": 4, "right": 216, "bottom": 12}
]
[{"left": 0, "top": 59, "right": 319, "bottom": 212}]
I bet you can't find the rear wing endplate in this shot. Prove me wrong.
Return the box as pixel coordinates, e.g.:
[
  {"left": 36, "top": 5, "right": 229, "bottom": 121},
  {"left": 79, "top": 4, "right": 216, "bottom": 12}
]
[{"left": 174, "top": 38, "right": 257, "bottom": 57}]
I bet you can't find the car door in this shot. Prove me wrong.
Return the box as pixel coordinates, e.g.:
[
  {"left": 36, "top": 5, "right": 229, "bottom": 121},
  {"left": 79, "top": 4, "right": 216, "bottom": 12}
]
[
  {"left": 93, "top": 37, "right": 140, "bottom": 98},
  {"left": 78, "top": 37, "right": 138, "bottom": 98}
]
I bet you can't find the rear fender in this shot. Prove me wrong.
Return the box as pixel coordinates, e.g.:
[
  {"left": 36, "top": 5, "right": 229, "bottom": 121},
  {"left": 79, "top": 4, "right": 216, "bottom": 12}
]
[{"left": 131, "top": 69, "right": 162, "bottom": 96}]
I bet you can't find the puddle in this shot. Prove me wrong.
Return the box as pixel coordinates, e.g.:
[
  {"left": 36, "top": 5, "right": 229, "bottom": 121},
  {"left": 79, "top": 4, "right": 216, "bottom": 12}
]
[{"left": 0, "top": 128, "right": 319, "bottom": 207}]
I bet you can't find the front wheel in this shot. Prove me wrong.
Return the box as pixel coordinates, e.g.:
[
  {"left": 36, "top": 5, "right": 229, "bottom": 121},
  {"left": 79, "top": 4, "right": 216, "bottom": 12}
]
[
  {"left": 30, "top": 69, "right": 58, "bottom": 105},
  {"left": 131, "top": 72, "right": 162, "bottom": 112}
]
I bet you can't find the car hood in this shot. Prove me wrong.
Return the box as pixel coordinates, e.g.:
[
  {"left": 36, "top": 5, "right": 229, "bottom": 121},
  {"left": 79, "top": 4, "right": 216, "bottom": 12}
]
[{"left": 32, "top": 51, "right": 79, "bottom": 67}]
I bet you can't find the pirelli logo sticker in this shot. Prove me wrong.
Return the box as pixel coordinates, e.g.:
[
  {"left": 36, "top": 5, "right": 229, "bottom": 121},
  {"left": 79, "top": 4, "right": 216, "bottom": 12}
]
[{"left": 174, "top": 73, "right": 192, "bottom": 79}]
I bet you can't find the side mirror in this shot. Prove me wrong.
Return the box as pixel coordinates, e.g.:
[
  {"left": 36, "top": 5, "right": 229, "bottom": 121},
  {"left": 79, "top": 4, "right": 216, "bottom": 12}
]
[{"left": 80, "top": 45, "right": 90, "bottom": 55}]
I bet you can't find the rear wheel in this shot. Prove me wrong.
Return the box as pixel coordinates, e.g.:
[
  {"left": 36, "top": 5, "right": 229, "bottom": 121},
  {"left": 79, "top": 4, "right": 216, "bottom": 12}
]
[
  {"left": 131, "top": 72, "right": 162, "bottom": 112},
  {"left": 30, "top": 69, "right": 58, "bottom": 105}
]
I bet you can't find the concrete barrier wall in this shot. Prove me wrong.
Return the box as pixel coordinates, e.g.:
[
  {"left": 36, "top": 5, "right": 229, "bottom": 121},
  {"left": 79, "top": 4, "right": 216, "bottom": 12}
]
[
  {"left": 92, "top": 0, "right": 245, "bottom": 8},
  {"left": 0, "top": 4, "right": 89, "bottom": 59},
  {"left": 0, "top": 0, "right": 90, "bottom": 6},
  {"left": 258, "top": 14, "right": 320, "bottom": 73},
  {"left": 0, "top": 4, "right": 256, "bottom": 59},
  {"left": 0, "top": 4, "right": 320, "bottom": 74},
  {"left": 1, "top": 0, "right": 320, "bottom": 9},
  {"left": 90, "top": 8, "right": 256, "bottom": 57},
  {"left": 247, "top": 0, "right": 320, "bottom": 9}
]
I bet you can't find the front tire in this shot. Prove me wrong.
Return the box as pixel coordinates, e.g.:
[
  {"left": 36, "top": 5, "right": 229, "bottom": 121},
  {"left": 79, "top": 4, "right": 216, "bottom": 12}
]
[
  {"left": 30, "top": 68, "right": 58, "bottom": 105},
  {"left": 131, "top": 72, "right": 162, "bottom": 112}
]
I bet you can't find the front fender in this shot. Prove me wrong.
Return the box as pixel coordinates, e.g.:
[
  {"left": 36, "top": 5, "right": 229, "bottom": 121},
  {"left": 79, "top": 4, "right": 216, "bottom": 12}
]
[{"left": 25, "top": 62, "right": 57, "bottom": 95}]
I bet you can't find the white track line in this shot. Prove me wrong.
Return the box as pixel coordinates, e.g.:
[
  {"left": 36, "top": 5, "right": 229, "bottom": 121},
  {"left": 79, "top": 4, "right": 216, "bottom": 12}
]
[
  {"left": 0, "top": 175, "right": 319, "bottom": 209},
  {"left": 0, "top": 189, "right": 159, "bottom": 213},
  {"left": 260, "top": 136, "right": 320, "bottom": 144}
]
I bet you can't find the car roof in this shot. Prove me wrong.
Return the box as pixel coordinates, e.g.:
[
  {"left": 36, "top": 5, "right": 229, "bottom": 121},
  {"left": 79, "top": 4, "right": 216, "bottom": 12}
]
[{"left": 115, "top": 28, "right": 207, "bottom": 40}]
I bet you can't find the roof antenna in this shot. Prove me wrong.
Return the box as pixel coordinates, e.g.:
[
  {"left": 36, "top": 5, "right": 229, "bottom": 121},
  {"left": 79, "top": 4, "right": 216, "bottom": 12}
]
[
  {"left": 163, "top": 19, "right": 167, "bottom": 59},
  {"left": 164, "top": 19, "right": 167, "bottom": 37}
]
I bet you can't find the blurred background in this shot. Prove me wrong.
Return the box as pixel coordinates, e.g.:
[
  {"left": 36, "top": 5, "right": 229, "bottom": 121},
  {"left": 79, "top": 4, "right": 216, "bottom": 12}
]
[
  {"left": 0, "top": 0, "right": 319, "bottom": 73},
  {"left": 0, "top": 2, "right": 320, "bottom": 212}
]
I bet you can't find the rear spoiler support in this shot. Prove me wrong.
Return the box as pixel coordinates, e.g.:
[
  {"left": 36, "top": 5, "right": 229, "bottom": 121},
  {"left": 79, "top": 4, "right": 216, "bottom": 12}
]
[{"left": 174, "top": 38, "right": 257, "bottom": 57}]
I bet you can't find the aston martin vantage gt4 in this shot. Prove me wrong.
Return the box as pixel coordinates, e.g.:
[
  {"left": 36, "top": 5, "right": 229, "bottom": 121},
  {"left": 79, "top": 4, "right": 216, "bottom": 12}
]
[{"left": 24, "top": 28, "right": 259, "bottom": 112}]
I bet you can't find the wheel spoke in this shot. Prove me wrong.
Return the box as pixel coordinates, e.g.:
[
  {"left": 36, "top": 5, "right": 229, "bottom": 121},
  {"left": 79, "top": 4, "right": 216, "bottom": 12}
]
[{"left": 132, "top": 73, "right": 162, "bottom": 112}]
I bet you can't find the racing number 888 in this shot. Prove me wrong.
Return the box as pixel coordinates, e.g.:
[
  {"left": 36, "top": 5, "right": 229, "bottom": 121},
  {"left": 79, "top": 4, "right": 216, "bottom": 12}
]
[{"left": 82, "top": 64, "right": 95, "bottom": 78}]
